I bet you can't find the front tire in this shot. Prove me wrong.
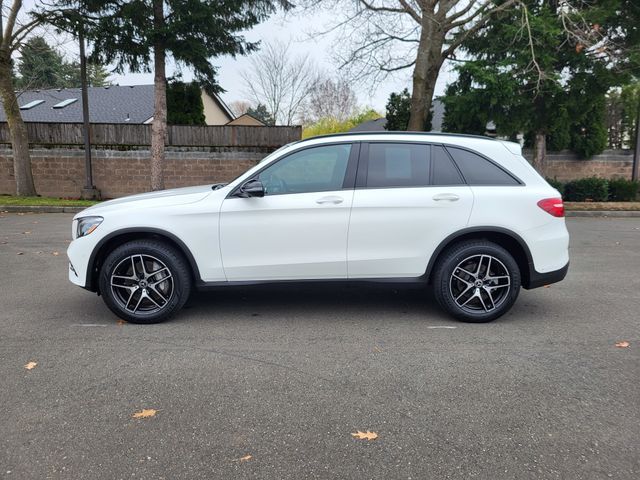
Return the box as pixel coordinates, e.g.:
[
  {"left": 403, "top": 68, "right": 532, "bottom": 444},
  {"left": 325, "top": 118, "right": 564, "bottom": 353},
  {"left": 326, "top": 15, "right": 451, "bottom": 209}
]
[
  {"left": 98, "top": 240, "right": 192, "bottom": 324},
  {"left": 433, "top": 240, "right": 521, "bottom": 323}
]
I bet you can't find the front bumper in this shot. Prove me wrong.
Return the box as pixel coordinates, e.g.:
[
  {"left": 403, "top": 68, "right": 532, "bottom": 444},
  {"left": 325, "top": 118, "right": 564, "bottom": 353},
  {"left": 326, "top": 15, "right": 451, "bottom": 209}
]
[
  {"left": 67, "top": 235, "right": 98, "bottom": 288},
  {"left": 525, "top": 261, "right": 569, "bottom": 289}
]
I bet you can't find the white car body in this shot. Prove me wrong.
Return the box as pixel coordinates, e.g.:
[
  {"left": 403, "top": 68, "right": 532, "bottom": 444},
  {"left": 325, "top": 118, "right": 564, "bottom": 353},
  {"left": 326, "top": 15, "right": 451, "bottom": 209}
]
[{"left": 68, "top": 133, "right": 569, "bottom": 319}]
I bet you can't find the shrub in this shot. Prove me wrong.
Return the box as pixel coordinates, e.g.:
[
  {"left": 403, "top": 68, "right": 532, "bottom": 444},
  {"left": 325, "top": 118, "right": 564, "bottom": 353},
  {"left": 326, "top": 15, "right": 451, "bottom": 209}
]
[
  {"left": 608, "top": 178, "right": 639, "bottom": 201},
  {"left": 563, "top": 177, "right": 609, "bottom": 202},
  {"left": 545, "top": 177, "right": 565, "bottom": 195},
  {"left": 302, "top": 108, "right": 381, "bottom": 139}
]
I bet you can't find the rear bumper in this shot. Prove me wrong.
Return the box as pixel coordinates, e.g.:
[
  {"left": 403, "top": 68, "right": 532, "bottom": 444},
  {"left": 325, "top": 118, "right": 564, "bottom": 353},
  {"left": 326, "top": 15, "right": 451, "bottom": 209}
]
[{"left": 525, "top": 261, "right": 569, "bottom": 289}]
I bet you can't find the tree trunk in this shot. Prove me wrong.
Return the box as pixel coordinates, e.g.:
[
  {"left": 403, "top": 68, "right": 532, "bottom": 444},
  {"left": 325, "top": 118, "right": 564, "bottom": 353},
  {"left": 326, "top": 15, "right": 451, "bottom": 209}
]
[
  {"left": 0, "top": 54, "right": 36, "bottom": 196},
  {"left": 150, "top": 0, "right": 167, "bottom": 191},
  {"left": 408, "top": 15, "right": 444, "bottom": 132},
  {"left": 533, "top": 132, "right": 546, "bottom": 174}
]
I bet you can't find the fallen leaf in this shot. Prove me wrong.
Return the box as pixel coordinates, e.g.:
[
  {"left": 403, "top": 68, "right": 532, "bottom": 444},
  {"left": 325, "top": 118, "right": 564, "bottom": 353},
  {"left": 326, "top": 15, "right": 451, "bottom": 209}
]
[
  {"left": 132, "top": 408, "right": 158, "bottom": 419},
  {"left": 24, "top": 361, "right": 38, "bottom": 370},
  {"left": 544, "top": 285, "right": 551, "bottom": 288},
  {"left": 52, "top": 252, "right": 60, "bottom": 256},
  {"left": 615, "top": 341, "right": 630, "bottom": 348},
  {"left": 17, "top": 252, "right": 24, "bottom": 255},
  {"left": 351, "top": 430, "right": 378, "bottom": 441},
  {"left": 116, "top": 319, "right": 127, "bottom": 326},
  {"left": 234, "top": 455, "right": 252, "bottom": 462},
  {"left": 22, "top": 231, "right": 31, "bottom": 235},
  {"left": 575, "top": 43, "right": 585, "bottom": 53}
]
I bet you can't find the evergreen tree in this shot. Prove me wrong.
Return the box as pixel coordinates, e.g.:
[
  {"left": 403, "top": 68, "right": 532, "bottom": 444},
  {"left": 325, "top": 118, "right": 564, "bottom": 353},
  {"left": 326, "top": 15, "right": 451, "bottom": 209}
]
[
  {"left": 246, "top": 104, "right": 275, "bottom": 126},
  {"left": 167, "top": 81, "right": 205, "bottom": 125},
  {"left": 385, "top": 89, "right": 411, "bottom": 131},
  {"left": 17, "top": 36, "right": 110, "bottom": 89},
  {"left": 441, "top": 0, "right": 639, "bottom": 168},
  {"left": 17, "top": 37, "right": 66, "bottom": 89}
]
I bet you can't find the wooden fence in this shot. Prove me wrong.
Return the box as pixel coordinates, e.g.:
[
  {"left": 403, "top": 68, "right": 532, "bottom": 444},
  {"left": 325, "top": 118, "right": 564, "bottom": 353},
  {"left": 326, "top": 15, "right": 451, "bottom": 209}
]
[{"left": 0, "top": 122, "right": 301, "bottom": 148}]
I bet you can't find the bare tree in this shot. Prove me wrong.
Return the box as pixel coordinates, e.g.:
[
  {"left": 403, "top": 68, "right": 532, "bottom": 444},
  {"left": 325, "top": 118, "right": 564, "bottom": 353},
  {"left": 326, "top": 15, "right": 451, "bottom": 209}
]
[
  {"left": 302, "top": 0, "right": 521, "bottom": 131},
  {"left": 241, "top": 40, "right": 317, "bottom": 125},
  {"left": 0, "top": 0, "right": 41, "bottom": 195},
  {"left": 229, "top": 99, "right": 252, "bottom": 117},
  {"left": 305, "top": 76, "right": 358, "bottom": 123}
]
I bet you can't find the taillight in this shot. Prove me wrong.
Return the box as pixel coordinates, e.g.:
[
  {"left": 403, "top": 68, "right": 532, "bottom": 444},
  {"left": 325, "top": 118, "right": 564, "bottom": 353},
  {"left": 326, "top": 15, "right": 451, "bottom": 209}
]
[{"left": 537, "top": 197, "right": 565, "bottom": 217}]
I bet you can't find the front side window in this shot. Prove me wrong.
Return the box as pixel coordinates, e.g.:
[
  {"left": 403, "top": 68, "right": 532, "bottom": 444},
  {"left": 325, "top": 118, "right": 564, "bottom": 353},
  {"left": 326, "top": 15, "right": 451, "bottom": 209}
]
[
  {"left": 257, "top": 144, "right": 351, "bottom": 195},
  {"left": 366, "top": 143, "right": 430, "bottom": 188},
  {"left": 446, "top": 147, "right": 520, "bottom": 185}
]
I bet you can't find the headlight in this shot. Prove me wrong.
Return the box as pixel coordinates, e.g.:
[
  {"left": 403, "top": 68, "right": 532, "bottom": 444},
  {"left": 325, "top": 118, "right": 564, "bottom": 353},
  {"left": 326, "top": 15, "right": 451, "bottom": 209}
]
[{"left": 75, "top": 216, "right": 103, "bottom": 239}]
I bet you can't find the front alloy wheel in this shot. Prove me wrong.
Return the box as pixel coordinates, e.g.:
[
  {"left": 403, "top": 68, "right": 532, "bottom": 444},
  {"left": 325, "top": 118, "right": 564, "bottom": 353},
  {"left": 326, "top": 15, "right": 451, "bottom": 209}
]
[
  {"left": 99, "top": 240, "right": 192, "bottom": 324},
  {"left": 110, "top": 254, "right": 174, "bottom": 315}
]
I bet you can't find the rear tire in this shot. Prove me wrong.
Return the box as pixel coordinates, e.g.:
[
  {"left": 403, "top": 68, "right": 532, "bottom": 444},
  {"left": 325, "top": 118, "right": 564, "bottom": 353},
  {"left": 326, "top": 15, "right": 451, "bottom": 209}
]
[
  {"left": 432, "top": 240, "right": 521, "bottom": 323},
  {"left": 98, "top": 240, "right": 192, "bottom": 324}
]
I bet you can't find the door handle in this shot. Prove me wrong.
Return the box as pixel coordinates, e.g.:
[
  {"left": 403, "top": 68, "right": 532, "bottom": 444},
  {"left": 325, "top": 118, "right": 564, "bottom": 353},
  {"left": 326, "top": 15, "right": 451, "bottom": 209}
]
[
  {"left": 432, "top": 193, "right": 460, "bottom": 202},
  {"left": 316, "top": 195, "right": 344, "bottom": 205}
]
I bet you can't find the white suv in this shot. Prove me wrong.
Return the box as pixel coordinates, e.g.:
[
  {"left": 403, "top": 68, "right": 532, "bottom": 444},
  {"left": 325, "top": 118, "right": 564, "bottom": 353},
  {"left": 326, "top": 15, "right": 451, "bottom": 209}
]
[{"left": 67, "top": 133, "right": 569, "bottom": 324}]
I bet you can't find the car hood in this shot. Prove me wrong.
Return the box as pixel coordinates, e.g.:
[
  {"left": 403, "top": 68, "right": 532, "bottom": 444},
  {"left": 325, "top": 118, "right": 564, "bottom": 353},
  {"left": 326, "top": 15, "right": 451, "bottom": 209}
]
[{"left": 75, "top": 185, "right": 214, "bottom": 218}]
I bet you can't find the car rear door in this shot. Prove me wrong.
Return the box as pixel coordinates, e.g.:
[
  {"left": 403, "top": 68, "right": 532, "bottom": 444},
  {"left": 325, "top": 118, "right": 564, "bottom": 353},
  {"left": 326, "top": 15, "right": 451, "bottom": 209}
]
[
  {"left": 219, "top": 142, "right": 358, "bottom": 281},
  {"left": 347, "top": 142, "right": 474, "bottom": 278}
]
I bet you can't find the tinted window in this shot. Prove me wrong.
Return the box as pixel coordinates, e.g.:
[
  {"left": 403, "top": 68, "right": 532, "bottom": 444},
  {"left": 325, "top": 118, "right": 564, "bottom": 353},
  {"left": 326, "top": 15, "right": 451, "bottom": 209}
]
[
  {"left": 446, "top": 147, "right": 519, "bottom": 185},
  {"left": 366, "top": 143, "right": 430, "bottom": 188},
  {"left": 258, "top": 144, "right": 351, "bottom": 195},
  {"left": 432, "top": 146, "right": 464, "bottom": 185}
]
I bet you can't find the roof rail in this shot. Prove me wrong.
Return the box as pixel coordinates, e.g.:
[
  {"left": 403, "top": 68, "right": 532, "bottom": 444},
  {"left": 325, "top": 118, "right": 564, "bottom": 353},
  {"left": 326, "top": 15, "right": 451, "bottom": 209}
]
[{"left": 304, "top": 131, "right": 499, "bottom": 142}]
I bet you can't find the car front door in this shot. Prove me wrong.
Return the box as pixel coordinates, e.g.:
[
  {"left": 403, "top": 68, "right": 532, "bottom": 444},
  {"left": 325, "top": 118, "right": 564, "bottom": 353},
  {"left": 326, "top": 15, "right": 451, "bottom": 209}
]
[
  {"left": 347, "top": 142, "right": 474, "bottom": 278},
  {"left": 220, "top": 142, "right": 358, "bottom": 281}
]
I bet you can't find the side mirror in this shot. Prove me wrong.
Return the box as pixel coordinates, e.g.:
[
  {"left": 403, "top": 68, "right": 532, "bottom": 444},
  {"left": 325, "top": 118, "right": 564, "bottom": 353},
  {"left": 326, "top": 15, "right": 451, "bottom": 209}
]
[{"left": 239, "top": 179, "right": 265, "bottom": 198}]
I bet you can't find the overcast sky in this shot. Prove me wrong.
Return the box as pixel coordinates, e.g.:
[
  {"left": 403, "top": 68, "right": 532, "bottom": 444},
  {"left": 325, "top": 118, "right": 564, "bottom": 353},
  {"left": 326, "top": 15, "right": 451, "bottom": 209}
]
[{"left": 21, "top": 3, "right": 456, "bottom": 113}]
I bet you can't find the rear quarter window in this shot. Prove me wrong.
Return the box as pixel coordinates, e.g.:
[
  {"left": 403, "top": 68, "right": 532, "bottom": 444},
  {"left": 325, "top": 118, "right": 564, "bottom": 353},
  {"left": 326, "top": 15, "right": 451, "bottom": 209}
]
[{"left": 446, "top": 146, "right": 520, "bottom": 186}]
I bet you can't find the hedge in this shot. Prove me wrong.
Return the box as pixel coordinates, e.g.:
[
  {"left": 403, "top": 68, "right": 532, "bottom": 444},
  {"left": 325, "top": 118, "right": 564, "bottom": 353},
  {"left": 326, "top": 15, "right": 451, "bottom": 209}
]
[{"left": 546, "top": 177, "right": 639, "bottom": 202}]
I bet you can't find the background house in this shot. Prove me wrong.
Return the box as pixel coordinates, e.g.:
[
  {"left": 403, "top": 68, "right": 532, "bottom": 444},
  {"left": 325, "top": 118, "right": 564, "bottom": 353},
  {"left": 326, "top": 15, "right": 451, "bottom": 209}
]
[{"left": 0, "top": 84, "right": 239, "bottom": 125}]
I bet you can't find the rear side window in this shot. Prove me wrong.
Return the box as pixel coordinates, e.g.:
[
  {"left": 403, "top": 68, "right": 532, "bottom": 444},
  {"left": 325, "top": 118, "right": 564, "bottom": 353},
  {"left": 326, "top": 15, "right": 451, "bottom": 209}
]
[
  {"left": 366, "top": 143, "right": 430, "bottom": 188},
  {"left": 446, "top": 146, "right": 520, "bottom": 185},
  {"left": 432, "top": 145, "right": 464, "bottom": 185}
]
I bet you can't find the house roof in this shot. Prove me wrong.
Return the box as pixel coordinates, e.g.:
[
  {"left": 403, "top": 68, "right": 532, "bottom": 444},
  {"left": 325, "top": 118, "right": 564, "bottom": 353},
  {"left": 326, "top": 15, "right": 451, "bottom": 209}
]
[
  {"left": 0, "top": 84, "right": 236, "bottom": 125},
  {"left": 350, "top": 117, "right": 387, "bottom": 132},
  {"left": 210, "top": 92, "right": 235, "bottom": 121},
  {"left": 0, "top": 85, "right": 156, "bottom": 124},
  {"left": 225, "top": 112, "right": 265, "bottom": 126}
]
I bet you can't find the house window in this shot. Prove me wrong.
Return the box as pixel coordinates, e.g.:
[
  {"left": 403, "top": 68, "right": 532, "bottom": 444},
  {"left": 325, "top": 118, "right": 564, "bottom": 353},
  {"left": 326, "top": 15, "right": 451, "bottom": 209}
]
[
  {"left": 52, "top": 99, "right": 78, "bottom": 109},
  {"left": 19, "top": 100, "right": 45, "bottom": 110}
]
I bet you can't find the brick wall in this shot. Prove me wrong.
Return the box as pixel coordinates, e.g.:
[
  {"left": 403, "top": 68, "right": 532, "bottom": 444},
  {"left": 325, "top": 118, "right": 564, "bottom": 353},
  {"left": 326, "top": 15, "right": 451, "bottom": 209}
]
[
  {"left": 0, "top": 146, "right": 635, "bottom": 199},
  {"left": 523, "top": 149, "right": 634, "bottom": 181},
  {"left": 0, "top": 146, "right": 268, "bottom": 198}
]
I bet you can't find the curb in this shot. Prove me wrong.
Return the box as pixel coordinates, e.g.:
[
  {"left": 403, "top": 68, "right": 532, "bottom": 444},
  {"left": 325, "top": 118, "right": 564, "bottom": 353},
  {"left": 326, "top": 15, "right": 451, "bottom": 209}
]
[
  {"left": 565, "top": 210, "right": 640, "bottom": 217},
  {"left": 0, "top": 205, "right": 87, "bottom": 214}
]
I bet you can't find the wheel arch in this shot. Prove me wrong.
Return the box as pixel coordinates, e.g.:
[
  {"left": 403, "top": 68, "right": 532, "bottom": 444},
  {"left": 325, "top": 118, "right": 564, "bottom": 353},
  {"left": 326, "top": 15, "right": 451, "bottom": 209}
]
[
  {"left": 85, "top": 228, "right": 201, "bottom": 293},
  {"left": 425, "top": 227, "right": 534, "bottom": 288}
]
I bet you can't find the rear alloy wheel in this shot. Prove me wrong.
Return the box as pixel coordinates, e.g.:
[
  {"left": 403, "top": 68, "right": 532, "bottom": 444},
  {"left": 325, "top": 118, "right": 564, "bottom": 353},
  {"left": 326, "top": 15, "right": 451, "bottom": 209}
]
[
  {"left": 433, "top": 240, "right": 521, "bottom": 322},
  {"left": 99, "top": 240, "right": 192, "bottom": 324}
]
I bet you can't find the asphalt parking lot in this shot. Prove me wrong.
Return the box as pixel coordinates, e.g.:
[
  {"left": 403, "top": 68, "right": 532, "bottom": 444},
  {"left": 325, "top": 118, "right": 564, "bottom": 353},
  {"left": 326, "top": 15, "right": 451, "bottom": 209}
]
[{"left": 0, "top": 213, "right": 638, "bottom": 479}]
